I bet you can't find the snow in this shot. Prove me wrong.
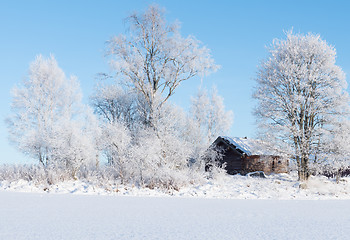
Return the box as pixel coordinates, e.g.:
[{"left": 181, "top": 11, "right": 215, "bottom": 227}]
[
  {"left": 1, "top": 172, "right": 350, "bottom": 200},
  {"left": 1, "top": 173, "right": 350, "bottom": 239},
  {"left": 1, "top": 191, "right": 350, "bottom": 240},
  {"left": 221, "top": 136, "right": 276, "bottom": 156}
]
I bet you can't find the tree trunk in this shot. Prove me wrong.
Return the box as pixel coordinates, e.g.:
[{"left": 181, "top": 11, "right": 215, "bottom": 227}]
[
  {"left": 336, "top": 169, "right": 341, "bottom": 184},
  {"left": 298, "top": 156, "right": 310, "bottom": 181}
]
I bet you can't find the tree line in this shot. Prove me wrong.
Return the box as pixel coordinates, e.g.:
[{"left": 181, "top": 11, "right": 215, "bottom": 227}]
[{"left": 6, "top": 5, "right": 350, "bottom": 187}]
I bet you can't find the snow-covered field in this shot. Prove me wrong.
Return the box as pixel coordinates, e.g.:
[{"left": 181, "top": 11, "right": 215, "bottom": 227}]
[
  {"left": 1, "top": 173, "right": 350, "bottom": 239},
  {"left": 1, "top": 191, "right": 350, "bottom": 240}
]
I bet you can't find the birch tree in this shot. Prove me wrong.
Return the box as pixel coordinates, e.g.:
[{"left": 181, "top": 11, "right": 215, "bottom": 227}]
[
  {"left": 106, "top": 5, "right": 218, "bottom": 127},
  {"left": 254, "top": 32, "right": 350, "bottom": 181},
  {"left": 7, "top": 55, "right": 96, "bottom": 173}
]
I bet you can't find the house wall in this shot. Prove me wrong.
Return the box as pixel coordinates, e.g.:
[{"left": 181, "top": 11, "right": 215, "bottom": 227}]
[
  {"left": 242, "top": 155, "right": 289, "bottom": 174},
  {"left": 221, "top": 148, "right": 243, "bottom": 175}
]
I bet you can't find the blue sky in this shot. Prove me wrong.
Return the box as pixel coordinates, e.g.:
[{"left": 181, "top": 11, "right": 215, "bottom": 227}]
[{"left": 1, "top": 0, "right": 350, "bottom": 164}]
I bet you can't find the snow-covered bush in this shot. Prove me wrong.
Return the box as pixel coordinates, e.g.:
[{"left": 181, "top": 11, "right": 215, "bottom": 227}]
[{"left": 95, "top": 98, "right": 208, "bottom": 189}]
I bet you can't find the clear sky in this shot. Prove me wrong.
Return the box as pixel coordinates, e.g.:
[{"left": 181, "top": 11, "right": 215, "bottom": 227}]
[{"left": 1, "top": 0, "right": 350, "bottom": 164}]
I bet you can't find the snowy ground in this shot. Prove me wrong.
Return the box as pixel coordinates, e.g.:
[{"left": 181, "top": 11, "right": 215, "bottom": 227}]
[
  {"left": 1, "top": 191, "right": 350, "bottom": 240},
  {"left": 1, "top": 173, "right": 350, "bottom": 239},
  {"left": 1, "top": 172, "right": 350, "bottom": 199}
]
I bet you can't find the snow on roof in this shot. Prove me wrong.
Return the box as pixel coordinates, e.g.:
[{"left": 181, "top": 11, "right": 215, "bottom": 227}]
[{"left": 221, "top": 136, "right": 277, "bottom": 156}]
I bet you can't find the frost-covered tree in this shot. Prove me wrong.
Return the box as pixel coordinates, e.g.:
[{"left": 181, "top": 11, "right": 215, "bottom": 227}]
[
  {"left": 254, "top": 32, "right": 350, "bottom": 181},
  {"left": 191, "top": 86, "right": 233, "bottom": 146},
  {"left": 49, "top": 115, "right": 100, "bottom": 179},
  {"left": 7, "top": 55, "right": 97, "bottom": 175},
  {"left": 106, "top": 5, "right": 218, "bottom": 127},
  {"left": 91, "top": 84, "right": 139, "bottom": 129},
  {"left": 91, "top": 5, "right": 220, "bottom": 188}
]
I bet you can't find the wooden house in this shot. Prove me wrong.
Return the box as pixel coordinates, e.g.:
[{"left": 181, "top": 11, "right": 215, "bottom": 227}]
[{"left": 209, "top": 136, "right": 289, "bottom": 175}]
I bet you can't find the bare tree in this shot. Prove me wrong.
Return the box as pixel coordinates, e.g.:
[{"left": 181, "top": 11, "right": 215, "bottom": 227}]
[
  {"left": 106, "top": 5, "right": 218, "bottom": 126},
  {"left": 254, "top": 31, "right": 350, "bottom": 181}
]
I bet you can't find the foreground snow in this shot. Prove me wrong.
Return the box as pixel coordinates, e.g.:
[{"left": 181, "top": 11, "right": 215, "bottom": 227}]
[
  {"left": 1, "top": 172, "right": 350, "bottom": 199},
  {"left": 1, "top": 191, "right": 350, "bottom": 240}
]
